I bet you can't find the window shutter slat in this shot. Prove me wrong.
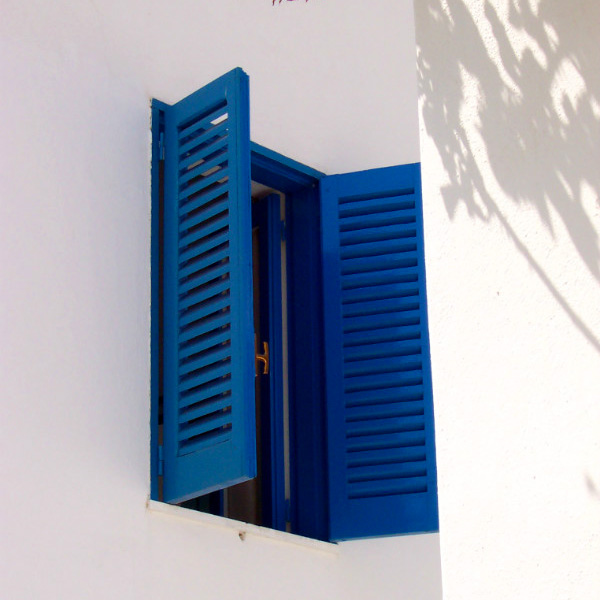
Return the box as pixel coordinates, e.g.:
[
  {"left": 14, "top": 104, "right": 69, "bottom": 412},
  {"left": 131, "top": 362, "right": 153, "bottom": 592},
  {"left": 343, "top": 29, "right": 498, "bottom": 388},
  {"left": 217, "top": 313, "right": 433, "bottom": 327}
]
[
  {"left": 163, "top": 68, "right": 255, "bottom": 503},
  {"left": 321, "top": 164, "right": 438, "bottom": 540}
]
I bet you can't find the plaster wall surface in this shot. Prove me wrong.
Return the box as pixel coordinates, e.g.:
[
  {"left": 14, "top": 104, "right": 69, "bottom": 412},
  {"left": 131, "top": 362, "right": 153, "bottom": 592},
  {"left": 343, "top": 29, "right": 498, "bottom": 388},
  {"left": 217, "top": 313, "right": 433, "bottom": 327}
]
[
  {"left": 415, "top": 1, "right": 600, "bottom": 598},
  {"left": 0, "top": 1, "right": 442, "bottom": 599}
]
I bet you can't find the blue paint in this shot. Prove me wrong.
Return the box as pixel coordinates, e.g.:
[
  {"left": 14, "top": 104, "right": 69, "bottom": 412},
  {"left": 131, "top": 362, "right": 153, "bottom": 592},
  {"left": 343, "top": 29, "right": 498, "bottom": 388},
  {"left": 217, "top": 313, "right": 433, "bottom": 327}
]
[
  {"left": 249, "top": 148, "right": 328, "bottom": 539},
  {"left": 252, "top": 194, "right": 286, "bottom": 531},
  {"left": 285, "top": 184, "right": 329, "bottom": 541},
  {"left": 320, "top": 164, "right": 438, "bottom": 540},
  {"left": 161, "top": 68, "right": 256, "bottom": 503},
  {"left": 150, "top": 101, "right": 166, "bottom": 501},
  {"left": 251, "top": 142, "right": 323, "bottom": 193},
  {"left": 151, "top": 68, "right": 437, "bottom": 540}
]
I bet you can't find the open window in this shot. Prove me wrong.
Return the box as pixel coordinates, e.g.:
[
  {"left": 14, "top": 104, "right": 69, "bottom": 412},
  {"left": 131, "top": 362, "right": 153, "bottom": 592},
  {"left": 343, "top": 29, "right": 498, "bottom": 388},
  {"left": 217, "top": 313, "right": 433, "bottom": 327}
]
[{"left": 151, "top": 68, "right": 438, "bottom": 541}]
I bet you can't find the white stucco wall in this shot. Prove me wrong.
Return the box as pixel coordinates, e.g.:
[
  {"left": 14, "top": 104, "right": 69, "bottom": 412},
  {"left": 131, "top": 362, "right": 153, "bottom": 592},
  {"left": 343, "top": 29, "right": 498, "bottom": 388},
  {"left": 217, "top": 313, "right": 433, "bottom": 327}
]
[
  {"left": 415, "top": 1, "right": 600, "bottom": 598},
  {"left": 0, "top": 2, "right": 442, "bottom": 599}
]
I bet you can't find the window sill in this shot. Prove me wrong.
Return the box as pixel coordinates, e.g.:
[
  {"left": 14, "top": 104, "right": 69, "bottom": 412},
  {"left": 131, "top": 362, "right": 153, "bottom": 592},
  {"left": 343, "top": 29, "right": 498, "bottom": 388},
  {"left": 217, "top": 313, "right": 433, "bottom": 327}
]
[{"left": 146, "top": 499, "right": 338, "bottom": 555}]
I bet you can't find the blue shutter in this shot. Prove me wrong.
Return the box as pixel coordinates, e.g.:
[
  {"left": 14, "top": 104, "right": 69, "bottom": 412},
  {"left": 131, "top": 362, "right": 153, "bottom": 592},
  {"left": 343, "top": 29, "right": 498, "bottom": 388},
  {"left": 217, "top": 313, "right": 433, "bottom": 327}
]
[
  {"left": 321, "top": 164, "right": 438, "bottom": 540},
  {"left": 162, "top": 68, "right": 255, "bottom": 503}
]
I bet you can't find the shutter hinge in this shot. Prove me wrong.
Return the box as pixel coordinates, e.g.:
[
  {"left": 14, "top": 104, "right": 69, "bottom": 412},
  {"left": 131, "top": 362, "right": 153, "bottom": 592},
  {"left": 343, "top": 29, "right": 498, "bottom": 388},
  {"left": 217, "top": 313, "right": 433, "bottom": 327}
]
[
  {"left": 158, "top": 445, "right": 164, "bottom": 476},
  {"left": 280, "top": 220, "right": 286, "bottom": 242},
  {"left": 158, "top": 131, "right": 165, "bottom": 161}
]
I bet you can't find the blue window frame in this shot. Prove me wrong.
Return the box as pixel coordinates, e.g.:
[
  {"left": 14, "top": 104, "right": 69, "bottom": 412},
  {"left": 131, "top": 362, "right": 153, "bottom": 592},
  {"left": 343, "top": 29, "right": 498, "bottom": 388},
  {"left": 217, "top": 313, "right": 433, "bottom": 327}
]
[{"left": 151, "top": 68, "right": 438, "bottom": 541}]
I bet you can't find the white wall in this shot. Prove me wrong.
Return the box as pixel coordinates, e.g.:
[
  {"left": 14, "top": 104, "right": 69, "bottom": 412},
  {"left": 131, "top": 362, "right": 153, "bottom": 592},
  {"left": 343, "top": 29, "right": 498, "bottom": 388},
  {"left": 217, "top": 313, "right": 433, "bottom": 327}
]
[
  {"left": 0, "top": 1, "right": 441, "bottom": 599},
  {"left": 415, "top": 1, "right": 600, "bottom": 598}
]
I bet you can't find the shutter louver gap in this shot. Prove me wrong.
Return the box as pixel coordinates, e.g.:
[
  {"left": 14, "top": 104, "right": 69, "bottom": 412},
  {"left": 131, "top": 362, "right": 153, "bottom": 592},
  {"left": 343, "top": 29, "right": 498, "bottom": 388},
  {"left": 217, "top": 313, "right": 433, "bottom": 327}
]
[
  {"left": 176, "top": 99, "right": 235, "bottom": 457},
  {"left": 339, "top": 189, "right": 427, "bottom": 499}
]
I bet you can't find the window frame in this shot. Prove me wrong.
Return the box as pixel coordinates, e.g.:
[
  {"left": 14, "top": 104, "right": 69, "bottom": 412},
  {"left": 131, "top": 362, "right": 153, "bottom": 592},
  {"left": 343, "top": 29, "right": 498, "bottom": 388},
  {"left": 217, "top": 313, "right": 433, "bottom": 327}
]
[
  {"left": 250, "top": 143, "right": 329, "bottom": 540},
  {"left": 150, "top": 73, "right": 438, "bottom": 541},
  {"left": 151, "top": 120, "right": 330, "bottom": 537}
]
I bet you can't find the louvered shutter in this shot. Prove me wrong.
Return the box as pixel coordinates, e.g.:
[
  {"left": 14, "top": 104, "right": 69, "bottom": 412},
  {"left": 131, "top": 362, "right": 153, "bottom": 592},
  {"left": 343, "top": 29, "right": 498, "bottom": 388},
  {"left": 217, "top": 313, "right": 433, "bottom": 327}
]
[
  {"left": 162, "top": 68, "right": 255, "bottom": 503},
  {"left": 321, "top": 164, "right": 438, "bottom": 540}
]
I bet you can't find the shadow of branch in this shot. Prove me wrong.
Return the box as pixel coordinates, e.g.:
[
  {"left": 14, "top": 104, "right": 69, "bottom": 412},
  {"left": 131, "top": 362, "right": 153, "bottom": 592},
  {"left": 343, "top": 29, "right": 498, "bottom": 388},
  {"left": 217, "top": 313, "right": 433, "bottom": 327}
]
[
  {"left": 416, "top": 0, "right": 600, "bottom": 353},
  {"left": 585, "top": 474, "right": 600, "bottom": 501}
]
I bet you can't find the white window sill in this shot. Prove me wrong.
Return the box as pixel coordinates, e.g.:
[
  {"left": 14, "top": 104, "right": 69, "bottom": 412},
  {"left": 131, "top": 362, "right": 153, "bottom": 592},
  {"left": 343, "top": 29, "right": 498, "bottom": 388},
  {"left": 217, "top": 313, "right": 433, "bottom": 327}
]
[{"left": 146, "top": 499, "right": 338, "bottom": 555}]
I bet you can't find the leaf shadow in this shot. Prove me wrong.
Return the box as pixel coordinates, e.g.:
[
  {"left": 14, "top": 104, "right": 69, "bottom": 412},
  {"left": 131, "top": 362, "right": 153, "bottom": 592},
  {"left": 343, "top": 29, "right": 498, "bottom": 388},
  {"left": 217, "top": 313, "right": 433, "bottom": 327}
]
[{"left": 416, "top": 0, "right": 600, "bottom": 352}]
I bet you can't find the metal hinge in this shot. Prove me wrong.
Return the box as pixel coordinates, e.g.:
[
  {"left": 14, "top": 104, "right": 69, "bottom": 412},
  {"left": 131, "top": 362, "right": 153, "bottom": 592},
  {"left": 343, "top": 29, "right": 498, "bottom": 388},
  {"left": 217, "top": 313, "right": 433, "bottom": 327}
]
[{"left": 158, "top": 445, "right": 164, "bottom": 476}]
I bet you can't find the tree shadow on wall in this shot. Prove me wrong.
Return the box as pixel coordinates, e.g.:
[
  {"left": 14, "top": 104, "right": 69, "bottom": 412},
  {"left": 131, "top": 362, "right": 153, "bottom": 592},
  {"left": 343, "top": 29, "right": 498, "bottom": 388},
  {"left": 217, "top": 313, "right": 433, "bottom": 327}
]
[{"left": 416, "top": 0, "right": 600, "bottom": 352}]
